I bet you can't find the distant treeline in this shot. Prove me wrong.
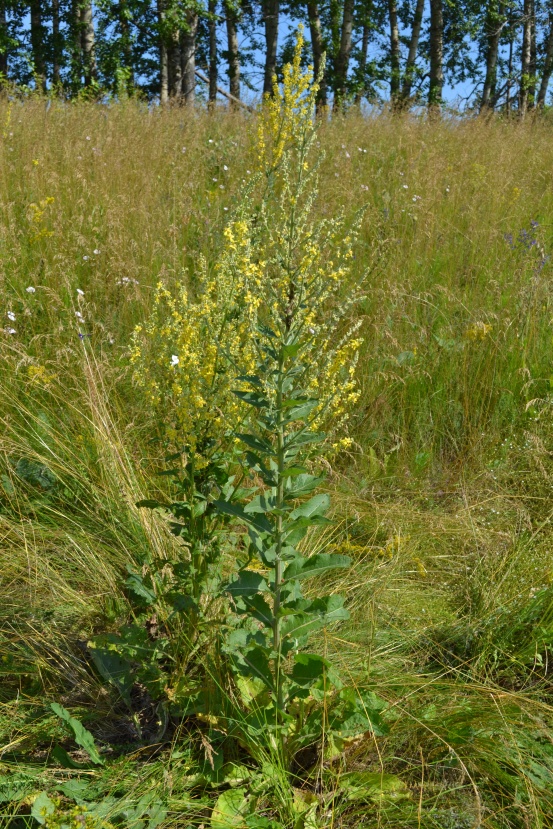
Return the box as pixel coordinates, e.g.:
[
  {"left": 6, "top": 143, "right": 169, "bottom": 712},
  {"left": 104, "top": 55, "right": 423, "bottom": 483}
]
[{"left": 0, "top": 0, "right": 552, "bottom": 112}]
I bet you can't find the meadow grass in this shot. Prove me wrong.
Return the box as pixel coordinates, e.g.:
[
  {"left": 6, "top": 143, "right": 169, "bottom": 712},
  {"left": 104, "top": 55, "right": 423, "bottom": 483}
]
[{"left": 3, "top": 101, "right": 553, "bottom": 827}]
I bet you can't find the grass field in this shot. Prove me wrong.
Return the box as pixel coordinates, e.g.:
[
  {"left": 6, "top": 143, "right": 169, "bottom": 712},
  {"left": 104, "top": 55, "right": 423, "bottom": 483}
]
[{"left": 3, "top": 98, "right": 553, "bottom": 828}]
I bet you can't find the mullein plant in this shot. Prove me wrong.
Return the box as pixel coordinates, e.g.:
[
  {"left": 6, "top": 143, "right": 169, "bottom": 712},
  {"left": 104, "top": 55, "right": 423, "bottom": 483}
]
[{"left": 123, "top": 29, "right": 385, "bottom": 797}]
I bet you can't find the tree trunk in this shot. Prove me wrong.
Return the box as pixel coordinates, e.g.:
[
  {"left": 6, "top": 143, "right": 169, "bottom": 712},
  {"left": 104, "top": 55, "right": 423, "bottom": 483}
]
[
  {"left": 388, "top": 0, "right": 400, "bottom": 106},
  {"left": 158, "top": 0, "right": 169, "bottom": 103},
  {"left": 333, "top": 0, "right": 355, "bottom": 109},
  {"left": 80, "top": 1, "right": 97, "bottom": 87},
  {"left": 529, "top": 0, "right": 536, "bottom": 107},
  {"left": 428, "top": 0, "right": 443, "bottom": 110},
  {"left": 307, "top": 0, "right": 327, "bottom": 108},
  {"left": 262, "top": 0, "right": 279, "bottom": 95},
  {"left": 537, "top": 12, "right": 553, "bottom": 106},
  {"left": 169, "top": 29, "right": 182, "bottom": 97},
  {"left": 208, "top": 0, "right": 218, "bottom": 105},
  {"left": 354, "top": 22, "right": 370, "bottom": 105},
  {"left": 52, "top": 0, "right": 61, "bottom": 86},
  {"left": 225, "top": 0, "right": 240, "bottom": 102},
  {"left": 520, "top": 0, "right": 532, "bottom": 114},
  {"left": 480, "top": 1, "right": 504, "bottom": 112},
  {"left": 181, "top": 10, "right": 198, "bottom": 104},
  {"left": 30, "top": 0, "right": 46, "bottom": 90},
  {"left": 0, "top": 0, "right": 8, "bottom": 79},
  {"left": 401, "top": 0, "right": 425, "bottom": 102}
]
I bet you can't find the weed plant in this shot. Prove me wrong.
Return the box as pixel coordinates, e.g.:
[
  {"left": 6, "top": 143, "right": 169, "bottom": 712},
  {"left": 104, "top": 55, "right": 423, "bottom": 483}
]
[{"left": 3, "top": 50, "right": 553, "bottom": 829}]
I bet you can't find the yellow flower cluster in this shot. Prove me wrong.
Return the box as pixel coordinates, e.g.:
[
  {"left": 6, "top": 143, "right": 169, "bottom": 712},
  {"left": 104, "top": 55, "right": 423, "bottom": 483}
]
[
  {"left": 130, "top": 241, "right": 260, "bottom": 457},
  {"left": 132, "top": 28, "right": 362, "bottom": 456},
  {"left": 28, "top": 196, "right": 55, "bottom": 242},
  {"left": 465, "top": 321, "right": 492, "bottom": 341},
  {"left": 257, "top": 25, "right": 319, "bottom": 171},
  {"left": 27, "top": 364, "right": 56, "bottom": 387}
]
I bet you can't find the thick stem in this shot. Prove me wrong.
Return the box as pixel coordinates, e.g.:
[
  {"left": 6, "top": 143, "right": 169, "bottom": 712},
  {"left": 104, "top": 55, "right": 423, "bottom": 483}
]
[{"left": 273, "top": 350, "right": 285, "bottom": 713}]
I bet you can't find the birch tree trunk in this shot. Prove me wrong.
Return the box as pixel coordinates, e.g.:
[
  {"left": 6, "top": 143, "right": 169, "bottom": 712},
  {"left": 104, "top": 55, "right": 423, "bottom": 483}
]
[
  {"left": 158, "top": 0, "right": 169, "bottom": 103},
  {"left": 333, "top": 0, "right": 355, "bottom": 109},
  {"left": 208, "top": 0, "right": 218, "bottom": 105},
  {"left": 181, "top": 9, "right": 198, "bottom": 104},
  {"left": 307, "top": 0, "right": 327, "bottom": 109},
  {"left": 80, "top": 1, "right": 97, "bottom": 87},
  {"left": 537, "top": 11, "right": 553, "bottom": 106},
  {"left": 224, "top": 0, "right": 240, "bottom": 102},
  {"left": 480, "top": 1, "right": 504, "bottom": 112},
  {"left": 401, "top": 0, "right": 425, "bottom": 102},
  {"left": 519, "top": 0, "right": 532, "bottom": 114},
  {"left": 30, "top": 0, "right": 46, "bottom": 90},
  {"left": 119, "top": 0, "right": 134, "bottom": 93},
  {"left": 262, "top": 0, "right": 279, "bottom": 95},
  {"left": 388, "top": 0, "right": 400, "bottom": 107},
  {"left": 169, "top": 29, "right": 182, "bottom": 97},
  {"left": 429, "top": 0, "right": 443, "bottom": 110},
  {"left": 529, "top": 0, "right": 536, "bottom": 107}
]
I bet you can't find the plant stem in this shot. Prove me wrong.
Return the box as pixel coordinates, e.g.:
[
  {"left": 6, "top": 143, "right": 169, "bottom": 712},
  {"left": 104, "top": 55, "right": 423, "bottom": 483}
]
[{"left": 273, "top": 347, "right": 285, "bottom": 713}]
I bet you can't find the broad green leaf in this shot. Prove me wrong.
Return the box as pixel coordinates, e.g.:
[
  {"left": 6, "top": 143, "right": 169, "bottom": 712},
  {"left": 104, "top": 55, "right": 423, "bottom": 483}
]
[
  {"left": 226, "top": 570, "right": 269, "bottom": 598},
  {"left": 214, "top": 499, "right": 272, "bottom": 533},
  {"left": 86, "top": 637, "right": 134, "bottom": 702},
  {"left": 237, "top": 646, "right": 274, "bottom": 691},
  {"left": 136, "top": 499, "right": 167, "bottom": 510},
  {"left": 50, "top": 703, "right": 104, "bottom": 766},
  {"left": 285, "top": 473, "right": 324, "bottom": 496},
  {"left": 236, "top": 432, "right": 274, "bottom": 456},
  {"left": 284, "top": 432, "right": 325, "bottom": 451},
  {"left": 244, "top": 493, "right": 277, "bottom": 514},
  {"left": 290, "top": 494, "right": 330, "bottom": 520},
  {"left": 125, "top": 573, "right": 157, "bottom": 605},
  {"left": 243, "top": 593, "right": 274, "bottom": 628},
  {"left": 31, "top": 792, "right": 56, "bottom": 825},
  {"left": 283, "top": 400, "right": 319, "bottom": 423},
  {"left": 211, "top": 788, "right": 248, "bottom": 829},
  {"left": 284, "top": 554, "right": 351, "bottom": 582},
  {"left": 281, "top": 596, "right": 349, "bottom": 640},
  {"left": 233, "top": 390, "right": 270, "bottom": 408},
  {"left": 290, "top": 653, "right": 329, "bottom": 687},
  {"left": 338, "top": 772, "right": 410, "bottom": 803}
]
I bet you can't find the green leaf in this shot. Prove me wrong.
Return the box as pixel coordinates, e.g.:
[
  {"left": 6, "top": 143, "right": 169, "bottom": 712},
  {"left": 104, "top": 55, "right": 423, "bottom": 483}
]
[
  {"left": 236, "top": 433, "right": 274, "bottom": 456},
  {"left": 214, "top": 499, "right": 272, "bottom": 533},
  {"left": 339, "top": 772, "right": 410, "bottom": 803},
  {"left": 50, "top": 703, "right": 104, "bottom": 765},
  {"left": 290, "top": 494, "right": 330, "bottom": 520},
  {"left": 211, "top": 788, "right": 250, "bottom": 829},
  {"left": 136, "top": 499, "right": 167, "bottom": 509},
  {"left": 244, "top": 493, "right": 277, "bottom": 514},
  {"left": 86, "top": 638, "right": 134, "bottom": 702},
  {"left": 281, "top": 596, "right": 349, "bottom": 641},
  {"left": 125, "top": 573, "right": 157, "bottom": 605},
  {"left": 226, "top": 570, "right": 269, "bottom": 598},
  {"left": 290, "top": 653, "right": 329, "bottom": 687},
  {"left": 50, "top": 744, "right": 89, "bottom": 769},
  {"left": 284, "top": 432, "right": 325, "bottom": 451},
  {"left": 284, "top": 554, "right": 350, "bottom": 582},
  {"left": 243, "top": 593, "right": 274, "bottom": 628},
  {"left": 31, "top": 792, "right": 56, "bottom": 825},
  {"left": 285, "top": 473, "right": 324, "bottom": 496},
  {"left": 233, "top": 390, "right": 270, "bottom": 408},
  {"left": 283, "top": 400, "right": 319, "bottom": 423},
  {"left": 237, "top": 646, "right": 275, "bottom": 691}
]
